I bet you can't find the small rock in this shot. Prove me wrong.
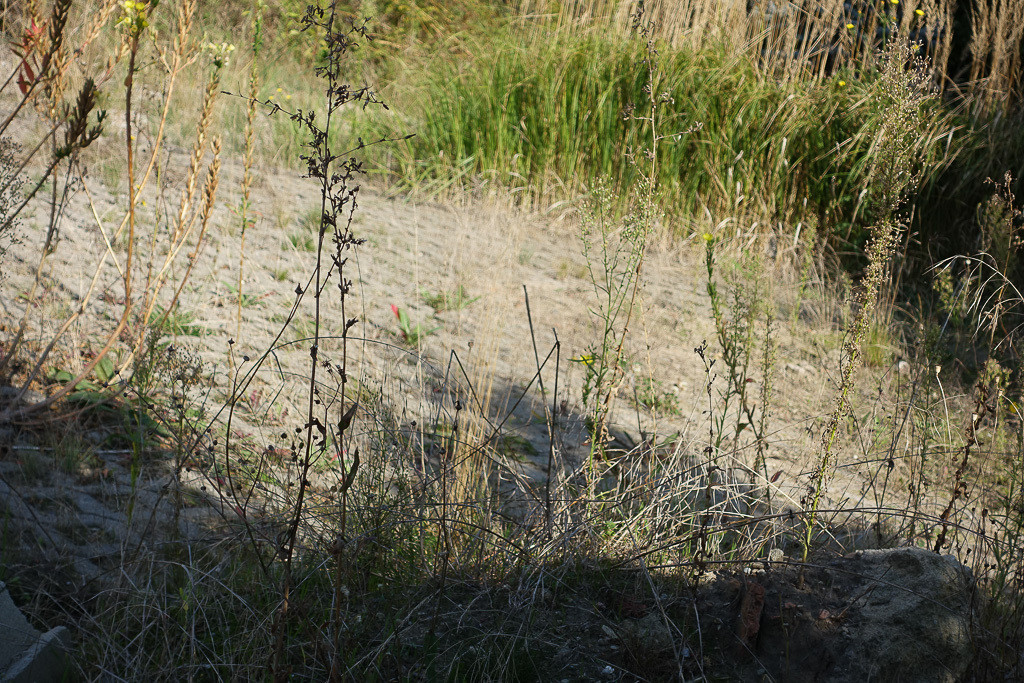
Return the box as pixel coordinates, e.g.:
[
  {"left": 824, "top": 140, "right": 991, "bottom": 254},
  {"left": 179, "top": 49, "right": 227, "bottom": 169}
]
[
  {"left": 784, "top": 362, "right": 816, "bottom": 376},
  {"left": 619, "top": 612, "right": 674, "bottom": 654},
  {"left": 0, "top": 386, "right": 45, "bottom": 406}
]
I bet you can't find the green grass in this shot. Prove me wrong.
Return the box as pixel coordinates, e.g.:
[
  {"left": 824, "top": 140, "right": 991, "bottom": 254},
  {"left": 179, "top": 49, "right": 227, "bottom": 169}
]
[
  {"left": 170, "top": 0, "right": 1024, "bottom": 265},
  {"left": 366, "top": 30, "right": 965, "bottom": 251},
  {"left": 421, "top": 284, "right": 478, "bottom": 312},
  {"left": 285, "top": 231, "right": 316, "bottom": 252},
  {"left": 151, "top": 304, "right": 209, "bottom": 338},
  {"left": 635, "top": 377, "right": 680, "bottom": 416},
  {"left": 224, "top": 283, "right": 266, "bottom": 308}
]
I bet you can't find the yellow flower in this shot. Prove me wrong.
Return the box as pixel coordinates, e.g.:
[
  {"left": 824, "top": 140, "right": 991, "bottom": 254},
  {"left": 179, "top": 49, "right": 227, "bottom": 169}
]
[
  {"left": 890, "top": 0, "right": 898, "bottom": 4},
  {"left": 285, "top": 94, "right": 292, "bottom": 100},
  {"left": 915, "top": 8, "right": 924, "bottom": 15},
  {"left": 571, "top": 353, "right": 596, "bottom": 366},
  {"left": 276, "top": 87, "right": 282, "bottom": 93},
  {"left": 846, "top": 22, "right": 855, "bottom": 29},
  {"left": 838, "top": 80, "right": 847, "bottom": 87}
]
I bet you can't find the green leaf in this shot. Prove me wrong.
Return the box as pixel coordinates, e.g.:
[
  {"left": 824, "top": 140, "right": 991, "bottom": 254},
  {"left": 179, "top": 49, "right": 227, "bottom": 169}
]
[
  {"left": 47, "top": 368, "right": 74, "bottom": 384},
  {"left": 95, "top": 356, "right": 116, "bottom": 383},
  {"left": 68, "top": 389, "right": 106, "bottom": 404}
]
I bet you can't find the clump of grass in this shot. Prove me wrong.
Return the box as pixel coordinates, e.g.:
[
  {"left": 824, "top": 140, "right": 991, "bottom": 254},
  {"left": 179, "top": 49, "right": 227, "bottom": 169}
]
[
  {"left": 151, "top": 303, "right": 208, "bottom": 338},
  {"left": 391, "top": 304, "right": 440, "bottom": 346},
  {"left": 421, "top": 284, "right": 478, "bottom": 312},
  {"left": 862, "top": 319, "right": 896, "bottom": 367},
  {"left": 634, "top": 377, "right": 679, "bottom": 415},
  {"left": 285, "top": 230, "right": 316, "bottom": 252}
]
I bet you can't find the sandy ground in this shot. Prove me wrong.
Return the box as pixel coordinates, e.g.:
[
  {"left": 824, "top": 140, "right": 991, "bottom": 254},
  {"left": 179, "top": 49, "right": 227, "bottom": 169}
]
[{"left": 0, "top": 132, "right": 939, "bottom": 533}]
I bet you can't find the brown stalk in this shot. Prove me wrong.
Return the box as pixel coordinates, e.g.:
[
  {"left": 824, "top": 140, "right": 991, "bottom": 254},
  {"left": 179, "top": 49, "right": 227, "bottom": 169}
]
[
  {"left": 134, "top": 67, "right": 221, "bottom": 356},
  {"left": 154, "top": 139, "right": 222, "bottom": 335},
  {"left": 934, "top": 386, "right": 990, "bottom": 552},
  {"left": 235, "top": 10, "right": 262, "bottom": 346}
]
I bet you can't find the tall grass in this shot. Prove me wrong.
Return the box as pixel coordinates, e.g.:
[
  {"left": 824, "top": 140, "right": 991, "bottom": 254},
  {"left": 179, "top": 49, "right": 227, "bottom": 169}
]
[
  {"left": 355, "top": 0, "right": 1024, "bottom": 266},
  {"left": 516, "top": 0, "right": 1024, "bottom": 109},
  {"left": 373, "top": 28, "right": 960, "bottom": 247}
]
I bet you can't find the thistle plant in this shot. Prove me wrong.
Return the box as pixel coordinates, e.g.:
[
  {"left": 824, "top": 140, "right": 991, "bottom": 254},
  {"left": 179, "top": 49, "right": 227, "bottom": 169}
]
[{"left": 703, "top": 234, "right": 771, "bottom": 452}]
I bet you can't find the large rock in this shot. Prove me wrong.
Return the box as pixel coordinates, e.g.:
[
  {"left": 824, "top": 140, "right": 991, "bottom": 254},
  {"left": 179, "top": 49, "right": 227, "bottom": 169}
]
[
  {"left": 828, "top": 548, "right": 975, "bottom": 682},
  {"left": 0, "top": 581, "right": 72, "bottom": 683},
  {"left": 700, "top": 546, "right": 978, "bottom": 682}
]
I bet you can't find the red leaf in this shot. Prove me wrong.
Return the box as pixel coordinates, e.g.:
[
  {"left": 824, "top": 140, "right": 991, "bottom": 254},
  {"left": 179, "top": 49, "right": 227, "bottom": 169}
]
[
  {"left": 770, "top": 470, "right": 782, "bottom": 483},
  {"left": 16, "top": 62, "right": 34, "bottom": 96},
  {"left": 391, "top": 304, "right": 400, "bottom": 318}
]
